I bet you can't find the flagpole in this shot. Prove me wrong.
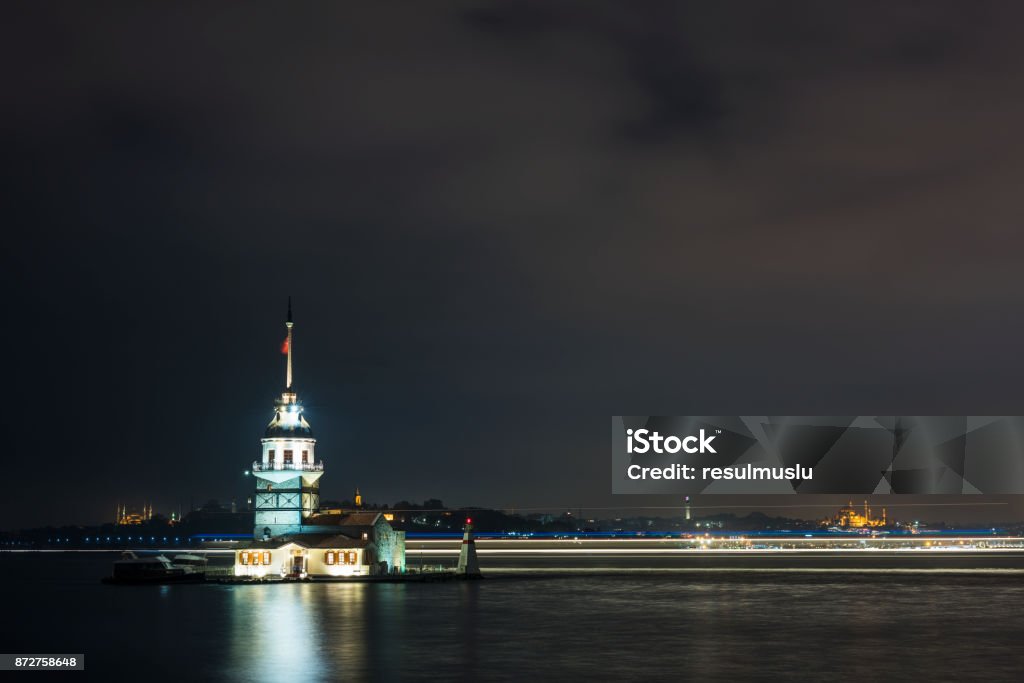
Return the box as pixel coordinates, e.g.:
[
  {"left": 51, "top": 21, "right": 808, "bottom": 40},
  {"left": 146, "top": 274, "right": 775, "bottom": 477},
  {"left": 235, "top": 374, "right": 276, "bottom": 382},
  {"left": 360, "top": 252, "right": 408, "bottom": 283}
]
[{"left": 286, "top": 297, "right": 294, "bottom": 390}]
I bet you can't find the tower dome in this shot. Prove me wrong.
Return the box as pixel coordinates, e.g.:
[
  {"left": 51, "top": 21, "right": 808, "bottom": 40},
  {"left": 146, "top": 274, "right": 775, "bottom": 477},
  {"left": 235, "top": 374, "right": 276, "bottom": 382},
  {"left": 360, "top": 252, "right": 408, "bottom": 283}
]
[{"left": 264, "top": 395, "right": 314, "bottom": 438}]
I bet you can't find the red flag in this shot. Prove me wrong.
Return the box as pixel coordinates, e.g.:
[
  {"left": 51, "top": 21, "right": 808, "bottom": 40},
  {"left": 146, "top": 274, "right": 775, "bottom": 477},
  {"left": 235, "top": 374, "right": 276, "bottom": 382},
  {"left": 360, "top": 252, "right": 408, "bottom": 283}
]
[{"left": 280, "top": 338, "right": 289, "bottom": 354}]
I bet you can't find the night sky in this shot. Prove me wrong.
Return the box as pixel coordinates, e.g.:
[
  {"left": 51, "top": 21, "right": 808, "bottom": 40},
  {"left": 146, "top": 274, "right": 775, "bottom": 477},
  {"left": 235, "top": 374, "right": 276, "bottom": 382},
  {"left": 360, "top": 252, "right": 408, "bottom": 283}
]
[{"left": 5, "top": 2, "right": 1024, "bottom": 529}]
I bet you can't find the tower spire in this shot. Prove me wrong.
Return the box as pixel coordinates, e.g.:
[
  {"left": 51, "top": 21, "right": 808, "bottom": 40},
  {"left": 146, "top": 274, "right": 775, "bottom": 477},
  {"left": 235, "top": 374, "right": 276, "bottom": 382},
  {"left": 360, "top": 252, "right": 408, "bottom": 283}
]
[{"left": 285, "top": 297, "right": 294, "bottom": 390}]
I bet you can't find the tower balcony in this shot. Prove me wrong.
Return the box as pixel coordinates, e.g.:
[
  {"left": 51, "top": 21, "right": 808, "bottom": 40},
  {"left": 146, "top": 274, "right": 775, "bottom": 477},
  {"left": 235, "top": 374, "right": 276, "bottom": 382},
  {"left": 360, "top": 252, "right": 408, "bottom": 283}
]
[{"left": 252, "top": 460, "right": 324, "bottom": 473}]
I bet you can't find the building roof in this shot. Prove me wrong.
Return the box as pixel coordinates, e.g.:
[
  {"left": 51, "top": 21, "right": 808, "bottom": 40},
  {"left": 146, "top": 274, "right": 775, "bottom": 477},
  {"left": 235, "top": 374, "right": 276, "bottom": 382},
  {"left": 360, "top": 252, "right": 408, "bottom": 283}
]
[
  {"left": 246, "top": 538, "right": 307, "bottom": 550},
  {"left": 306, "top": 511, "right": 382, "bottom": 527},
  {"left": 244, "top": 533, "right": 371, "bottom": 550},
  {"left": 308, "top": 536, "right": 370, "bottom": 549}
]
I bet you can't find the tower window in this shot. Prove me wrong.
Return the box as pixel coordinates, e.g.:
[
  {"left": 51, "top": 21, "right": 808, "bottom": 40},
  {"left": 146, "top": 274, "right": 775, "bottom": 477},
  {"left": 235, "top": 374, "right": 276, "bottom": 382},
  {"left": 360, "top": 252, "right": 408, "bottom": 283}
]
[
  {"left": 284, "top": 450, "right": 293, "bottom": 464},
  {"left": 268, "top": 450, "right": 275, "bottom": 463},
  {"left": 302, "top": 450, "right": 308, "bottom": 464}
]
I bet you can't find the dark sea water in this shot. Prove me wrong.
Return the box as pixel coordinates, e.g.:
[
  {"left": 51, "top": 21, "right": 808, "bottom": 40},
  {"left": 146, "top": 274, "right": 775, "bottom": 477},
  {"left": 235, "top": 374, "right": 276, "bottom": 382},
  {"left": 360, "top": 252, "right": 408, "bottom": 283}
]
[{"left": 3, "top": 553, "right": 1024, "bottom": 682}]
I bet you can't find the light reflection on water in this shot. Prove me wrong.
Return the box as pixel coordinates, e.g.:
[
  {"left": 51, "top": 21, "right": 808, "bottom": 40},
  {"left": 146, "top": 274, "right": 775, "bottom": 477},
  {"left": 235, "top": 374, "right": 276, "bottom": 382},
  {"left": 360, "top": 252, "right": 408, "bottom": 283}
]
[
  {"left": 5, "top": 554, "right": 1024, "bottom": 681},
  {"left": 228, "top": 584, "right": 332, "bottom": 681},
  {"left": 221, "top": 580, "right": 491, "bottom": 681},
  {"left": 227, "top": 582, "right": 428, "bottom": 681}
]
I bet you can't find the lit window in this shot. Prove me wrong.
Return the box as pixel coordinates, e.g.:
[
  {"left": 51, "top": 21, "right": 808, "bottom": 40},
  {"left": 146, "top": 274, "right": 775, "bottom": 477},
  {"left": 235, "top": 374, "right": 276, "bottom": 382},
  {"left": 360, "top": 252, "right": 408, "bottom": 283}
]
[
  {"left": 325, "top": 551, "right": 335, "bottom": 565},
  {"left": 262, "top": 551, "right": 271, "bottom": 565},
  {"left": 240, "top": 551, "right": 267, "bottom": 566}
]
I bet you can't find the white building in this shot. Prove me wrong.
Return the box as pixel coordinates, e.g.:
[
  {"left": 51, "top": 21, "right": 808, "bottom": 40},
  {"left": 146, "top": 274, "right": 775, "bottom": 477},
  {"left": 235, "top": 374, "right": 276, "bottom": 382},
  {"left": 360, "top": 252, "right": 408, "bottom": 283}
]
[
  {"left": 240, "top": 301, "right": 405, "bottom": 577},
  {"left": 234, "top": 511, "right": 405, "bottom": 578}
]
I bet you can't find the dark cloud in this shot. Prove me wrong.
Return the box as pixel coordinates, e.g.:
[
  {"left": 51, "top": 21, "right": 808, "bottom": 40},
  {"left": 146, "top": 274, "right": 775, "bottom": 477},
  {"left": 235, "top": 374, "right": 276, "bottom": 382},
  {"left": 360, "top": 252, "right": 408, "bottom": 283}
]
[{"left": 3, "top": 2, "right": 1024, "bottom": 528}]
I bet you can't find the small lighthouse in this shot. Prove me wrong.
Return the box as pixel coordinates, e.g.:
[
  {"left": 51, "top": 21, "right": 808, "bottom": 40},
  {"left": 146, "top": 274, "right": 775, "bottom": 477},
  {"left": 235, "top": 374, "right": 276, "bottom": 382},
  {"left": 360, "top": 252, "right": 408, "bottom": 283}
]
[{"left": 456, "top": 518, "right": 482, "bottom": 578}]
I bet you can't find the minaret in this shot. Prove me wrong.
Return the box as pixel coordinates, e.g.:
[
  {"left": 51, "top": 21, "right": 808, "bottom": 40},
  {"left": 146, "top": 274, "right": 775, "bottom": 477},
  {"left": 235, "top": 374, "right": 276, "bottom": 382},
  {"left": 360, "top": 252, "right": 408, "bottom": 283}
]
[{"left": 251, "top": 299, "right": 324, "bottom": 540}]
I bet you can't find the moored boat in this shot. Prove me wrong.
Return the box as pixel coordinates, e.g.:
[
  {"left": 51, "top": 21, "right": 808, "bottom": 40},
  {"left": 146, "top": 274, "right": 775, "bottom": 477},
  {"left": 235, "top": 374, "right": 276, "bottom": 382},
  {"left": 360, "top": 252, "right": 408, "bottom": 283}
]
[
  {"left": 171, "top": 553, "right": 208, "bottom": 574},
  {"left": 102, "top": 551, "right": 205, "bottom": 585}
]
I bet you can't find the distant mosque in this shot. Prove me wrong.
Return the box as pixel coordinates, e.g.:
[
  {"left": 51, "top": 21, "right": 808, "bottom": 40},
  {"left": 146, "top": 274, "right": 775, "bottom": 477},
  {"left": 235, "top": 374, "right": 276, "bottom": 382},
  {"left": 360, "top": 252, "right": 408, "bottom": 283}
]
[
  {"left": 115, "top": 504, "right": 154, "bottom": 526},
  {"left": 824, "top": 500, "right": 888, "bottom": 529},
  {"left": 234, "top": 300, "right": 405, "bottom": 578}
]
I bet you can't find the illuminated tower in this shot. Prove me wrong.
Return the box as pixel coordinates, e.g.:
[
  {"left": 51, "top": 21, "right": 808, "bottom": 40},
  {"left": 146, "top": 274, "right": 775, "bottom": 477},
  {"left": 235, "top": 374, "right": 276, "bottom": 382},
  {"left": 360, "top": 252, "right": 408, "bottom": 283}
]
[{"left": 252, "top": 299, "right": 324, "bottom": 540}]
